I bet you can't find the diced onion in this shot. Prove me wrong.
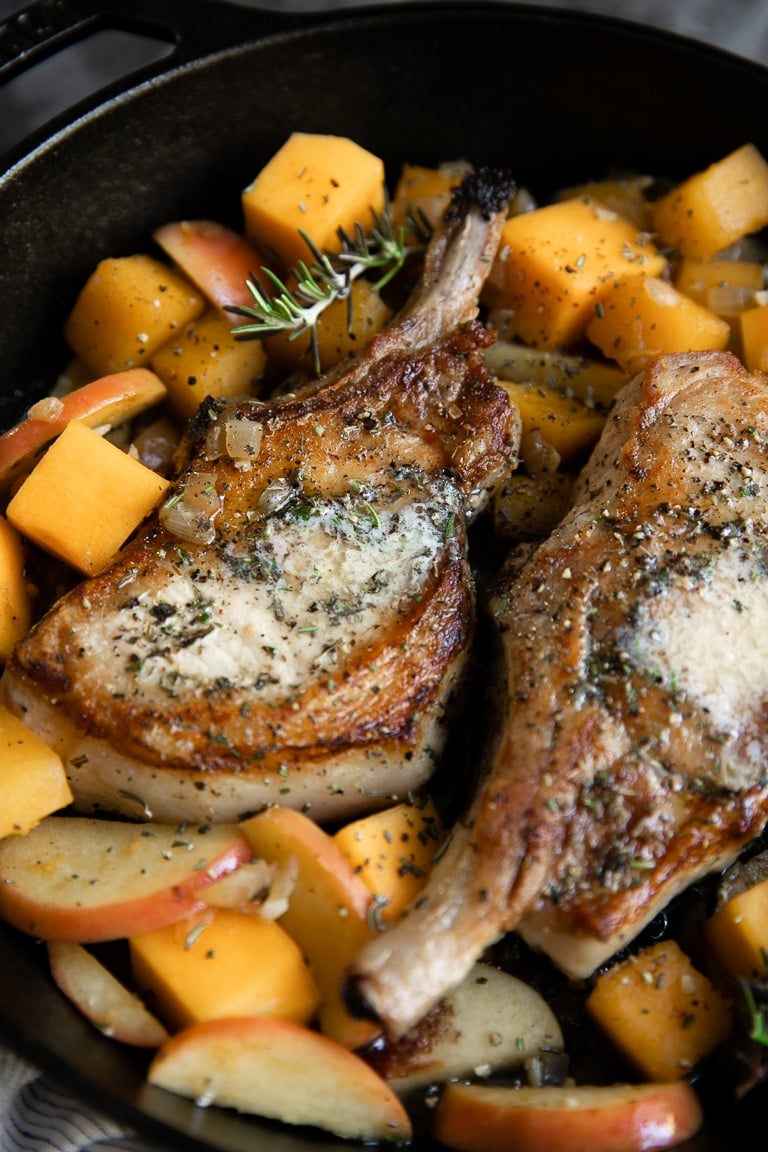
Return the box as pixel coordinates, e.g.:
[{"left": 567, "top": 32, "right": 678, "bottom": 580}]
[
  {"left": 160, "top": 470, "right": 222, "bottom": 545},
  {"left": 205, "top": 413, "right": 263, "bottom": 462},
  {"left": 645, "top": 278, "right": 678, "bottom": 307},
  {"left": 260, "top": 856, "right": 298, "bottom": 920},
  {"left": 707, "top": 284, "right": 756, "bottom": 316},
  {"left": 257, "top": 476, "right": 294, "bottom": 515},
  {"left": 520, "top": 429, "right": 561, "bottom": 476},
  {"left": 28, "top": 396, "right": 65, "bottom": 422}
]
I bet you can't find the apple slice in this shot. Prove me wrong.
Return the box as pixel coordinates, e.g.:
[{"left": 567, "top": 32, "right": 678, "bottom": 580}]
[
  {"left": 47, "top": 940, "right": 169, "bottom": 1047},
  {"left": 153, "top": 220, "right": 272, "bottom": 317},
  {"left": 0, "top": 368, "right": 167, "bottom": 492},
  {"left": 368, "top": 963, "right": 563, "bottom": 1092},
  {"left": 240, "top": 806, "right": 379, "bottom": 1049},
  {"left": 0, "top": 816, "right": 251, "bottom": 942},
  {"left": 148, "top": 1015, "right": 412, "bottom": 1142},
  {"left": 432, "top": 1080, "right": 704, "bottom": 1152}
]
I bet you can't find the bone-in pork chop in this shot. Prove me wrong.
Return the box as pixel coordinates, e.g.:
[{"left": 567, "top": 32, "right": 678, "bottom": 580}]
[
  {"left": 348, "top": 349, "right": 768, "bottom": 1036},
  {"left": 0, "top": 170, "right": 519, "bottom": 825}
]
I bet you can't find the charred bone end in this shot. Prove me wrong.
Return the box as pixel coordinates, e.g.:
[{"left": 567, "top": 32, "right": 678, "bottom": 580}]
[{"left": 446, "top": 167, "right": 517, "bottom": 222}]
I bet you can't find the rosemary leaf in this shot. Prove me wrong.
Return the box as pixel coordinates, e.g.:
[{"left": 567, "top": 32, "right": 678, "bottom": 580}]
[{"left": 228, "top": 202, "right": 431, "bottom": 374}]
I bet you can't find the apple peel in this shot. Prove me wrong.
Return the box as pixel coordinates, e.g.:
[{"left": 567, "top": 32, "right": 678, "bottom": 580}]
[
  {"left": 148, "top": 1015, "right": 412, "bottom": 1142},
  {"left": 0, "top": 368, "right": 167, "bottom": 492},
  {"left": 48, "top": 940, "right": 169, "bottom": 1047},
  {"left": 0, "top": 816, "right": 251, "bottom": 942},
  {"left": 153, "top": 219, "right": 272, "bottom": 316},
  {"left": 432, "top": 1080, "right": 704, "bottom": 1152}
]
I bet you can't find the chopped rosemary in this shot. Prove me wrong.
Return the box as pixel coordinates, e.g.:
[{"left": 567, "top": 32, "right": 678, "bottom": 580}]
[{"left": 227, "top": 204, "right": 431, "bottom": 374}]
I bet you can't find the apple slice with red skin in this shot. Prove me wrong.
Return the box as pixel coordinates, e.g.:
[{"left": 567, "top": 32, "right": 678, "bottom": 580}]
[
  {"left": 48, "top": 940, "right": 169, "bottom": 1047},
  {"left": 0, "top": 368, "right": 167, "bottom": 492},
  {"left": 432, "top": 1080, "right": 703, "bottom": 1152},
  {"left": 240, "top": 806, "right": 379, "bottom": 1050},
  {"left": 148, "top": 1015, "right": 412, "bottom": 1142},
  {"left": 153, "top": 220, "right": 272, "bottom": 317},
  {"left": 0, "top": 816, "right": 251, "bottom": 942}
]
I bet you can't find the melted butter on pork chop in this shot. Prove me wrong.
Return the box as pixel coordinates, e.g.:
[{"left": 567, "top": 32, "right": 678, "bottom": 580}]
[
  {"left": 347, "top": 349, "right": 768, "bottom": 1036},
  {"left": 628, "top": 547, "right": 768, "bottom": 767},
  {"left": 1, "top": 168, "right": 520, "bottom": 824},
  {"left": 105, "top": 478, "right": 461, "bottom": 700}
]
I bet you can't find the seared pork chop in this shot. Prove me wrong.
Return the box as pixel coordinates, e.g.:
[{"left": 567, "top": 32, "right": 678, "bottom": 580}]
[
  {"left": 348, "top": 349, "right": 768, "bottom": 1036},
  {"left": 1, "top": 169, "right": 519, "bottom": 825}
]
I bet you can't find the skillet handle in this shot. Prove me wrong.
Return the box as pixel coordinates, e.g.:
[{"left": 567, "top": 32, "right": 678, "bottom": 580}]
[
  {"left": 0, "top": 0, "right": 301, "bottom": 166},
  {"left": 0, "top": 0, "right": 292, "bottom": 82}
]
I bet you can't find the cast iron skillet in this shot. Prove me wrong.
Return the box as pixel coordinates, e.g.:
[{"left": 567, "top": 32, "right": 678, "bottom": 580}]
[{"left": 2, "top": 1, "right": 768, "bottom": 1149}]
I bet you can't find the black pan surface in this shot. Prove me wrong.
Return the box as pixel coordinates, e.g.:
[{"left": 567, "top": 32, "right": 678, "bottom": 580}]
[{"left": 2, "top": 2, "right": 768, "bottom": 1148}]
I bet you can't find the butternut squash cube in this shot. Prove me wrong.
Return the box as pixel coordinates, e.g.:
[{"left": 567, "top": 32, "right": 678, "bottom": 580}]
[
  {"left": 391, "top": 161, "right": 470, "bottom": 231},
  {"left": 586, "top": 940, "right": 732, "bottom": 1082},
  {"left": 705, "top": 878, "right": 768, "bottom": 981},
  {"left": 130, "top": 907, "right": 320, "bottom": 1032},
  {"left": 484, "top": 340, "right": 629, "bottom": 411},
  {"left": 333, "top": 795, "right": 444, "bottom": 924},
  {"left": 555, "top": 175, "right": 654, "bottom": 229},
  {"left": 652, "top": 143, "right": 768, "bottom": 259},
  {"left": 265, "top": 278, "right": 393, "bottom": 374},
  {"left": 7, "top": 420, "right": 170, "bottom": 576},
  {"left": 242, "top": 133, "right": 386, "bottom": 271},
  {"left": 738, "top": 301, "right": 768, "bottom": 372},
  {"left": 0, "top": 515, "right": 31, "bottom": 662},
  {"left": 151, "top": 308, "right": 268, "bottom": 421},
  {"left": 586, "top": 274, "right": 731, "bottom": 374},
  {"left": 497, "top": 379, "right": 606, "bottom": 464},
  {"left": 0, "top": 705, "right": 72, "bottom": 838},
  {"left": 65, "top": 255, "right": 204, "bottom": 378},
  {"left": 492, "top": 197, "right": 666, "bottom": 349}
]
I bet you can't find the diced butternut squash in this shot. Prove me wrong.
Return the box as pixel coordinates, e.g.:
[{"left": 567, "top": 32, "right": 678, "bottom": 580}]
[
  {"left": 390, "top": 160, "right": 470, "bottom": 231},
  {"left": 705, "top": 877, "right": 768, "bottom": 981},
  {"left": 484, "top": 340, "right": 628, "bottom": 411},
  {"left": 64, "top": 255, "right": 204, "bottom": 378},
  {"left": 265, "top": 278, "right": 393, "bottom": 374},
  {"left": 7, "top": 420, "right": 170, "bottom": 576},
  {"left": 497, "top": 379, "right": 606, "bottom": 464},
  {"left": 491, "top": 197, "right": 666, "bottom": 349},
  {"left": 674, "top": 257, "right": 764, "bottom": 310},
  {"left": 240, "top": 806, "right": 377, "bottom": 1049},
  {"left": 242, "top": 133, "right": 386, "bottom": 271},
  {"left": 0, "top": 705, "right": 72, "bottom": 837},
  {"left": 555, "top": 175, "right": 654, "bottom": 229},
  {"left": 130, "top": 907, "right": 320, "bottom": 1032},
  {"left": 652, "top": 143, "right": 768, "bottom": 259},
  {"left": 738, "top": 301, "right": 768, "bottom": 372},
  {"left": 0, "top": 515, "right": 31, "bottom": 661},
  {"left": 586, "top": 940, "right": 732, "bottom": 1082},
  {"left": 333, "top": 795, "right": 444, "bottom": 924},
  {"left": 586, "top": 273, "right": 731, "bottom": 374},
  {"left": 150, "top": 308, "right": 268, "bottom": 421}
]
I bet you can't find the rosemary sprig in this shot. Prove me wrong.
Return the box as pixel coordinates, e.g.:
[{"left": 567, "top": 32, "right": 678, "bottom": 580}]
[
  {"left": 227, "top": 203, "right": 431, "bottom": 374},
  {"left": 740, "top": 978, "right": 768, "bottom": 1047}
]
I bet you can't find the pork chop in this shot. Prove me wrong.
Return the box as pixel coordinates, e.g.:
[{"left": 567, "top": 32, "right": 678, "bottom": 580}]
[
  {"left": 0, "top": 169, "right": 520, "bottom": 825},
  {"left": 348, "top": 349, "right": 768, "bottom": 1036}
]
